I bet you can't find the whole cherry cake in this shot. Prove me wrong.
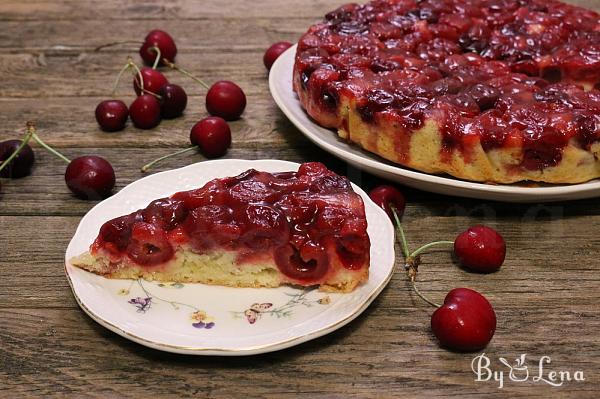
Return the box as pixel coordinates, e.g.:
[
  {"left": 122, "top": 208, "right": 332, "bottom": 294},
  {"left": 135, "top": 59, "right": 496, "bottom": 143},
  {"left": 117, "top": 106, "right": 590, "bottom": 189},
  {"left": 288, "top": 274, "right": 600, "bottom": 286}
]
[
  {"left": 293, "top": 0, "right": 600, "bottom": 183},
  {"left": 71, "top": 163, "right": 370, "bottom": 292}
]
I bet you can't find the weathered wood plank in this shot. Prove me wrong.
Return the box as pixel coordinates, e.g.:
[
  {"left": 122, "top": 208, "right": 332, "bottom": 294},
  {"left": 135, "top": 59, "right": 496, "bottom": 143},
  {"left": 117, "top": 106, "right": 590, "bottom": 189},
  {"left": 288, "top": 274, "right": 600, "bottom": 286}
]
[{"left": 0, "top": 304, "right": 598, "bottom": 397}]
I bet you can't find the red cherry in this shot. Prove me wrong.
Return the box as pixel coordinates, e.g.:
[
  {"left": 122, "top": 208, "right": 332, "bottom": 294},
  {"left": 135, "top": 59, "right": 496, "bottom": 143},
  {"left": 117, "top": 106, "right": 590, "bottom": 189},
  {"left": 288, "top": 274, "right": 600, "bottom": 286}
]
[
  {"left": 95, "top": 100, "right": 128, "bottom": 132},
  {"left": 129, "top": 95, "right": 161, "bottom": 129},
  {"left": 263, "top": 41, "right": 293, "bottom": 71},
  {"left": 274, "top": 243, "right": 330, "bottom": 283},
  {"left": 190, "top": 117, "right": 232, "bottom": 158},
  {"left": 139, "top": 29, "right": 177, "bottom": 66},
  {"left": 454, "top": 225, "right": 506, "bottom": 273},
  {"left": 431, "top": 288, "right": 496, "bottom": 352},
  {"left": 133, "top": 67, "right": 168, "bottom": 96},
  {"left": 0, "top": 139, "right": 35, "bottom": 178},
  {"left": 368, "top": 185, "right": 406, "bottom": 218},
  {"left": 205, "top": 81, "right": 246, "bottom": 121},
  {"left": 65, "top": 156, "right": 116, "bottom": 199},
  {"left": 158, "top": 84, "right": 187, "bottom": 119},
  {"left": 126, "top": 222, "right": 174, "bottom": 265}
]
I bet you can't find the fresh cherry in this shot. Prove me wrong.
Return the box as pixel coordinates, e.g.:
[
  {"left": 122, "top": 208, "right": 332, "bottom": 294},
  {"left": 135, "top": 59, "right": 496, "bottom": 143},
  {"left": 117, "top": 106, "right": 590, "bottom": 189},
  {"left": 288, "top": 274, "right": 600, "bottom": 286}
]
[
  {"left": 95, "top": 100, "right": 129, "bottom": 132},
  {"left": 190, "top": 117, "right": 232, "bottom": 158},
  {"left": 205, "top": 81, "right": 247, "bottom": 121},
  {"left": 65, "top": 156, "right": 116, "bottom": 199},
  {"left": 158, "top": 83, "right": 187, "bottom": 118},
  {"left": 454, "top": 225, "right": 506, "bottom": 273},
  {"left": 133, "top": 67, "right": 168, "bottom": 96},
  {"left": 129, "top": 95, "right": 161, "bottom": 129},
  {"left": 139, "top": 30, "right": 177, "bottom": 66},
  {"left": 431, "top": 288, "right": 496, "bottom": 352},
  {"left": 263, "top": 41, "right": 292, "bottom": 71},
  {"left": 141, "top": 117, "right": 232, "bottom": 172},
  {"left": 368, "top": 185, "right": 406, "bottom": 218},
  {"left": 0, "top": 139, "right": 35, "bottom": 178}
]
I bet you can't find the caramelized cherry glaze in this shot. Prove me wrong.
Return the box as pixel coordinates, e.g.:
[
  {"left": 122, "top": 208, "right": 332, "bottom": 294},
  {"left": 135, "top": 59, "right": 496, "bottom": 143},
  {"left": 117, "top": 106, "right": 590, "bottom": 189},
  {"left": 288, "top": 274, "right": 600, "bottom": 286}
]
[
  {"left": 294, "top": 0, "right": 600, "bottom": 171},
  {"left": 91, "top": 163, "right": 370, "bottom": 284}
]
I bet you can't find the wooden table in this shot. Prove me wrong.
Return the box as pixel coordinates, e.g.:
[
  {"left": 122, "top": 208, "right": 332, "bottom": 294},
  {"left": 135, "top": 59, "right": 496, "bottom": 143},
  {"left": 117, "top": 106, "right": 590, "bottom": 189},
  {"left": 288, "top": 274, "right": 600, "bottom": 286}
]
[{"left": 1, "top": 1, "right": 599, "bottom": 397}]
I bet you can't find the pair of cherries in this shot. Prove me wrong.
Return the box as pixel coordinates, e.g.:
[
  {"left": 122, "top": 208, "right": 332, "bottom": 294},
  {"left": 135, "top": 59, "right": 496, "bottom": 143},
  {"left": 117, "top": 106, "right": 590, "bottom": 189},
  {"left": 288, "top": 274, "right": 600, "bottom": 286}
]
[
  {"left": 95, "top": 30, "right": 246, "bottom": 131},
  {"left": 0, "top": 124, "right": 115, "bottom": 199},
  {"left": 369, "top": 185, "right": 504, "bottom": 352}
]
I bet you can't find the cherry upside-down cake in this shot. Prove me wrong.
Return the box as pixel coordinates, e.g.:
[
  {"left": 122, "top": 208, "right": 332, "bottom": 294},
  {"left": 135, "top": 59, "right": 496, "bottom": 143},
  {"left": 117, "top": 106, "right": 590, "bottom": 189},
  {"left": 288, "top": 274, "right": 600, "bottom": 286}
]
[
  {"left": 71, "top": 163, "right": 370, "bottom": 292},
  {"left": 293, "top": 0, "right": 600, "bottom": 184}
]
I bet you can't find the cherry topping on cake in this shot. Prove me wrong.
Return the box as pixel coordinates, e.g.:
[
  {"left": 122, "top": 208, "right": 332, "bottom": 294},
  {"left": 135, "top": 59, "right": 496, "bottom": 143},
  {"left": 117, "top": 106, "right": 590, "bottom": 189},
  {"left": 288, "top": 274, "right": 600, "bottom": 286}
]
[
  {"left": 95, "top": 100, "right": 129, "bottom": 132},
  {"left": 126, "top": 222, "right": 174, "bottom": 266},
  {"left": 239, "top": 204, "right": 289, "bottom": 250},
  {"left": 274, "top": 243, "right": 329, "bottom": 283},
  {"left": 139, "top": 30, "right": 177, "bottom": 66},
  {"left": 142, "top": 198, "right": 188, "bottom": 231},
  {"left": 205, "top": 81, "right": 247, "bottom": 121},
  {"left": 431, "top": 288, "right": 497, "bottom": 352},
  {"left": 97, "top": 212, "right": 142, "bottom": 254},
  {"left": 454, "top": 225, "right": 506, "bottom": 273}
]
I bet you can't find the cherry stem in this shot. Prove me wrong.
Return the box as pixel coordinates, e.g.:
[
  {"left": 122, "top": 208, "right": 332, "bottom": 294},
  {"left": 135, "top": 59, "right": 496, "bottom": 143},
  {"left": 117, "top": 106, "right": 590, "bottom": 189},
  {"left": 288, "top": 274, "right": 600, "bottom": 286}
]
[
  {"left": 389, "top": 205, "right": 441, "bottom": 308},
  {"left": 411, "top": 280, "right": 441, "bottom": 308},
  {"left": 141, "top": 146, "right": 198, "bottom": 172},
  {"left": 94, "top": 40, "right": 143, "bottom": 52},
  {"left": 162, "top": 59, "right": 210, "bottom": 90},
  {"left": 390, "top": 206, "right": 410, "bottom": 259},
  {"left": 112, "top": 61, "right": 132, "bottom": 97},
  {"left": 151, "top": 46, "right": 162, "bottom": 70},
  {"left": 410, "top": 241, "right": 454, "bottom": 258},
  {"left": 31, "top": 133, "right": 71, "bottom": 164},
  {"left": 0, "top": 122, "right": 35, "bottom": 174}
]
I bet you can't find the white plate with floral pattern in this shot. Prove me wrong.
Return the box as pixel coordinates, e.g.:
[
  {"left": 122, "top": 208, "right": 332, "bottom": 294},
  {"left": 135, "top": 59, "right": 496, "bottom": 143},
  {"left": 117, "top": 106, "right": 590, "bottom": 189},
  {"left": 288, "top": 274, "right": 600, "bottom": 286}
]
[
  {"left": 65, "top": 159, "right": 396, "bottom": 355},
  {"left": 269, "top": 45, "right": 600, "bottom": 202}
]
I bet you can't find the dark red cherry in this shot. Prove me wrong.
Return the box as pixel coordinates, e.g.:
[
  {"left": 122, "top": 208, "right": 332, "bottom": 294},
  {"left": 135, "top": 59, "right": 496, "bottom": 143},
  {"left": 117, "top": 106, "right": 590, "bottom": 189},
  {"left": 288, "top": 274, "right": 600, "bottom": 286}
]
[
  {"left": 205, "top": 80, "right": 247, "bottom": 121},
  {"left": 139, "top": 29, "right": 177, "bottom": 66},
  {"left": 190, "top": 117, "right": 232, "bottom": 158},
  {"left": 126, "top": 222, "right": 174, "bottom": 266},
  {"left": 142, "top": 198, "right": 188, "bottom": 230},
  {"left": 95, "top": 100, "right": 129, "bottom": 132},
  {"left": 274, "top": 243, "right": 330, "bottom": 283},
  {"left": 368, "top": 185, "right": 406, "bottom": 218},
  {"left": 454, "top": 225, "right": 506, "bottom": 273},
  {"left": 158, "top": 84, "right": 187, "bottom": 118},
  {"left": 239, "top": 204, "right": 289, "bottom": 250},
  {"left": 129, "top": 95, "right": 161, "bottom": 129},
  {"left": 65, "top": 156, "right": 116, "bottom": 199},
  {"left": 133, "top": 67, "right": 168, "bottom": 96},
  {"left": 263, "top": 41, "right": 293, "bottom": 71},
  {"left": 0, "top": 139, "right": 35, "bottom": 178},
  {"left": 97, "top": 212, "right": 142, "bottom": 253},
  {"left": 431, "top": 288, "right": 496, "bottom": 352}
]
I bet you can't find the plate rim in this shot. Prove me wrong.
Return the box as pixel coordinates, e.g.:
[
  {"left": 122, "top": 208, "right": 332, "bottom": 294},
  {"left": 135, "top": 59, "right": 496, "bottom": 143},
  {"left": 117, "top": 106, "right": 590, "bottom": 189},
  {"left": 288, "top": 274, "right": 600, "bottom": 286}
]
[
  {"left": 64, "top": 159, "right": 396, "bottom": 356},
  {"left": 269, "top": 44, "right": 600, "bottom": 202}
]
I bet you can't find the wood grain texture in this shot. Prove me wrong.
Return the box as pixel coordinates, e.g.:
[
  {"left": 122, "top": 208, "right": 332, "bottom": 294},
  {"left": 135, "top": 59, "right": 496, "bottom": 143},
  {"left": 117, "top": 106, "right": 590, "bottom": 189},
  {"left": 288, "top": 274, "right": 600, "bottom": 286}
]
[{"left": 1, "top": 0, "right": 599, "bottom": 397}]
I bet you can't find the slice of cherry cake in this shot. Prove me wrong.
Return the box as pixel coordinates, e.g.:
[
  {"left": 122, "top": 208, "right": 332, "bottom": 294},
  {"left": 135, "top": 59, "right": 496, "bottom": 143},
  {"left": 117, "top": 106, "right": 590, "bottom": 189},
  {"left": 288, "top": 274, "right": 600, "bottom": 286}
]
[
  {"left": 71, "top": 163, "right": 370, "bottom": 292},
  {"left": 294, "top": 0, "right": 600, "bottom": 184}
]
